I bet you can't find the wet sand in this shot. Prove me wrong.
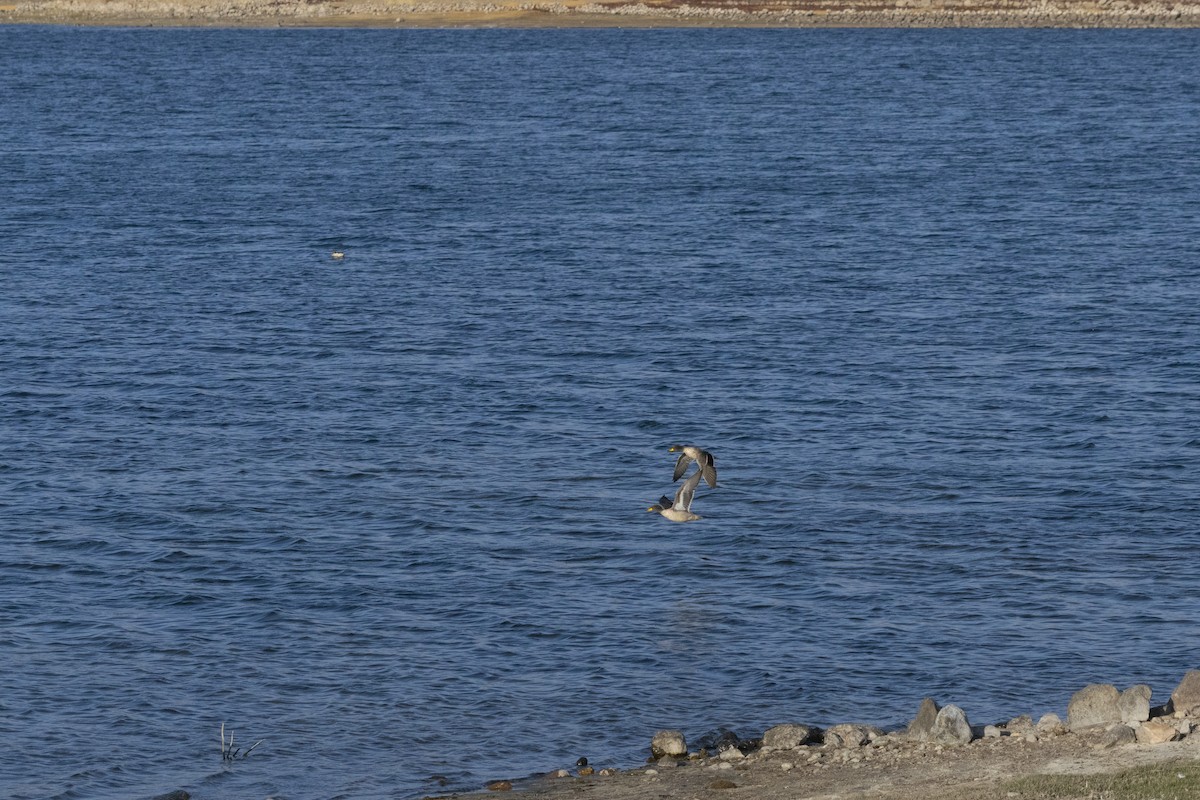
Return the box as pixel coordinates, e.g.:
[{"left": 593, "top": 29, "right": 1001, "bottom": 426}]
[{"left": 3, "top": 0, "right": 1200, "bottom": 28}]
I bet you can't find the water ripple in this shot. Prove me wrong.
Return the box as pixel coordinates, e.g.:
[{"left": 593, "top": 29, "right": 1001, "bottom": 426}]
[{"left": 3, "top": 24, "right": 1200, "bottom": 800}]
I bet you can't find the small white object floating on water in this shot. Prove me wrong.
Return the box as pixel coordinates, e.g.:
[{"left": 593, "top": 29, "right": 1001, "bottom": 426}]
[{"left": 331, "top": 251, "right": 345, "bottom": 260}]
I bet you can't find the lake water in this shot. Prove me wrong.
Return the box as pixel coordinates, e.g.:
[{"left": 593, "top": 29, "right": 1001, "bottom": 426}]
[{"left": 2, "top": 24, "right": 1200, "bottom": 800}]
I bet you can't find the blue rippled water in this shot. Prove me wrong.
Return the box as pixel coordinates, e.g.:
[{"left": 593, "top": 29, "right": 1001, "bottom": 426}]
[{"left": 2, "top": 25, "right": 1200, "bottom": 800}]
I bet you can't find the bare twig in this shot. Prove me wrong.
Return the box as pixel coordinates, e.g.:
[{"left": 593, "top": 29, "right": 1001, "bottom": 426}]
[{"left": 220, "top": 723, "right": 263, "bottom": 762}]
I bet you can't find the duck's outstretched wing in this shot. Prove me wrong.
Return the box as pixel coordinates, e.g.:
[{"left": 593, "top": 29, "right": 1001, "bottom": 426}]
[
  {"left": 673, "top": 469, "right": 703, "bottom": 512},
  {"left": 697, "top": 451, "right": 717, "bottom": 489},
  {"left": 672, "top": 451, "right": 694, "bottom": 482}
]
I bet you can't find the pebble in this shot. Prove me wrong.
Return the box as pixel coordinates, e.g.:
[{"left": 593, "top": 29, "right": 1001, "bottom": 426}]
[
  {"left": 486, "top": 780, "right": 512, "bottom": 792},
  {"left": 780, "top": 762, "right": 794, "bottom": 772},
  {"left": 548, "top": 769, "right": 571, "bottom": 778}
]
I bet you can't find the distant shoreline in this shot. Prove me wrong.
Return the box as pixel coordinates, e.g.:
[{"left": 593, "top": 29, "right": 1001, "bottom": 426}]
[{"left": 4, "top": 0, "right": 1200, "bottom": 29}]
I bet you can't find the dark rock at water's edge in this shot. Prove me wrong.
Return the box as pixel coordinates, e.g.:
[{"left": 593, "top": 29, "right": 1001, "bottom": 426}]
[
  {"left": 150, "top": 792, "right": 190, "bottom": 800},
  {"left": 693, "top": 727, "right": 741, "bottom": 753},
  {"left": 761, "top": 723, "right": 819, "bottom": 749}
]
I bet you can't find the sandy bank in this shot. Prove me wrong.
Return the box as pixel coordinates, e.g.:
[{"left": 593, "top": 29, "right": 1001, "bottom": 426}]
[{"left": 4, "top": 0, "right": 1200, "bottom": 27}]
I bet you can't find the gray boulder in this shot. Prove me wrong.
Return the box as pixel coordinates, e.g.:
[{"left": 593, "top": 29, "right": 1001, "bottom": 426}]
[
  {"left": 906, "top": 697, "right": 941, "bottom": 741},
  {"left": 1067, "top": 683, "right": 1121, "bottom": 731},
  {"left": 1169, "top": 670, "right": 1200, "bottom": 716},
  {"left": 907, "top": 698, "right": 971, "bottom": 744},
  {"left": 1118, "top": 684, "right": 1152, "bottom": 724},
  {"left": 929, "top": 704, "right": 973, "bottom": 745},
  {"left": 650, "top": 730, "right": 687, "bottom": 758},
  {"left": 762, "top": 724, "right": 817, "bottom": 749}
]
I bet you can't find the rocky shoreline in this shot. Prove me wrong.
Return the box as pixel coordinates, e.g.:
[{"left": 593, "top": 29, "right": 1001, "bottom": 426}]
[
  {"left": 449, "top": 670, "right": 1200, "bottom": 800},
  {"left": 134, "top": 671, "right": 1200, "bottom": 800},
  {"left": 3, "top": 0, "right": 1200, "bottom": 27}
]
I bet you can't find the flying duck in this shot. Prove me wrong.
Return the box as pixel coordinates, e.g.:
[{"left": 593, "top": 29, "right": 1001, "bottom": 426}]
[
  {"left": 647, "top": 468, "right": 704, "bottom": 523},
  {"left": 669, "top": 444, "right": 717, "bottom": 488}
]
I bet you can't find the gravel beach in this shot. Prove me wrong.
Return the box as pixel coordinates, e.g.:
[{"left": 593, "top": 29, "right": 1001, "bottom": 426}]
[
  {"left": 445, "top": 733, "right": 1200, "bottom": 800},
  {"left": 441, "top": 677, "right": 1200, "bottom": 800}
]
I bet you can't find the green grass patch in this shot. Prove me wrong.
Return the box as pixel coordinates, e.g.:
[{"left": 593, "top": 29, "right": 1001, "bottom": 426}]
[{"left": 1002, "top": 760, "right": 1200, "bottom": 800}]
